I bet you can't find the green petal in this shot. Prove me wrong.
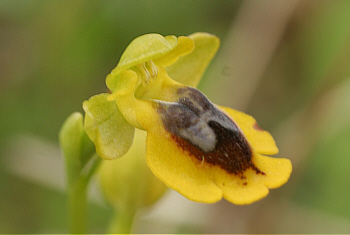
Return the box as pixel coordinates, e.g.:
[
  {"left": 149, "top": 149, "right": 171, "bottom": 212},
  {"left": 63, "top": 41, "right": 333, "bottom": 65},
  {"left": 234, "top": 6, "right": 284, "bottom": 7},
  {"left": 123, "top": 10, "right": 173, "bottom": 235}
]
[
  {"left": 166, "top": 32, "right": 220, "bottom": 87},
  {"left": 106, "top": 34, "right": 194, "bottom": 91},
  {"left": 83, "top": 93, "right": 135, "bottom": 159}
]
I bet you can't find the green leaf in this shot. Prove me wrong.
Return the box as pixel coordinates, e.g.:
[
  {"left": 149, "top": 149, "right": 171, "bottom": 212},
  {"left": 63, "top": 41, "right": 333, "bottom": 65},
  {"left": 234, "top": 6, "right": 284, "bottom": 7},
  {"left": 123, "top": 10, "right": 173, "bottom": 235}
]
[
  {"left": 83, "top": 93, "right": 135, "bottom": 159},
  {"left": 166, "top": 32, "right": 220, "bottom": 87}
]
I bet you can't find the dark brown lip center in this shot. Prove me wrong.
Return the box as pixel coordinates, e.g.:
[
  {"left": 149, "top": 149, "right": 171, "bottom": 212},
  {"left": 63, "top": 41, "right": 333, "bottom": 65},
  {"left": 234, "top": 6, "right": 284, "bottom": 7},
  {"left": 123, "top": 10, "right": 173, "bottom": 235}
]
[{"left": 158, "top": 87, "right": 264, "bottom": 176}]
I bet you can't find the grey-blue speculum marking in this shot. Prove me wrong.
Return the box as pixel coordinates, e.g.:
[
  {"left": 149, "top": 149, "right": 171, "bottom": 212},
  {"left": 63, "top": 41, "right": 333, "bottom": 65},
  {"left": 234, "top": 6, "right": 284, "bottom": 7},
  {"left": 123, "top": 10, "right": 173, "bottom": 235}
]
[{"left": 157, "top": 87, "right": 264, "bottom": 176}]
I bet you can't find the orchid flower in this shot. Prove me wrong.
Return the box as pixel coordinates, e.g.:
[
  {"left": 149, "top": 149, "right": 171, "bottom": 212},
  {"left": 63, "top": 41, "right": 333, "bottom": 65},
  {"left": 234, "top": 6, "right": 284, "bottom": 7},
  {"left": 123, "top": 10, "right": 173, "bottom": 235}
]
[{"left": 83, "top": 33, "right": 292, "bottom": 205}]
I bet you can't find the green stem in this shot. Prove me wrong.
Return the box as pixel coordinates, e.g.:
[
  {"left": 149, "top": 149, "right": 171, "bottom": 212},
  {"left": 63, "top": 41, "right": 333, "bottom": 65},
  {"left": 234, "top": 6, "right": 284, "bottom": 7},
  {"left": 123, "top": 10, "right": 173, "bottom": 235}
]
[
  {"left": 68, "top": 178, "right": 89, "bottom": 234},
  {"left": 108, "top": 207, "right": 137, "bottom": 234},
  {"left": 67, "top": 153, "right": 101, "bottom": 234},
  {"left": 60, "top": 113, "right": 101, "bottom": 234}
]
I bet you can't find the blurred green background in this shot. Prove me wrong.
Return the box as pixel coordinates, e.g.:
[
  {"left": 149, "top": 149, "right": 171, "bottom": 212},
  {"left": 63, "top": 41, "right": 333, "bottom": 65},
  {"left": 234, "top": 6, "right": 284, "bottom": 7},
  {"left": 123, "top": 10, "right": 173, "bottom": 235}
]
[{"left": 1, "top": 0, "right": 350, "bottom": 233}]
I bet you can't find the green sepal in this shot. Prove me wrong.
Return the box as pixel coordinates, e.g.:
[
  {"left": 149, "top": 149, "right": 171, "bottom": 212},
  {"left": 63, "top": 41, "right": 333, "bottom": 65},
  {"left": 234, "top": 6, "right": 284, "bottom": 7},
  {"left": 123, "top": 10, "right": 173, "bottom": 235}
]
[
  {"left": 166, "top": 32, "right": 220, "bottom": 87},
  {"left": 106, "top": 34, "right": 194, "bottom": 91},
  {"left": 83, "top": 93, "right": 135, "bottom": 160}
]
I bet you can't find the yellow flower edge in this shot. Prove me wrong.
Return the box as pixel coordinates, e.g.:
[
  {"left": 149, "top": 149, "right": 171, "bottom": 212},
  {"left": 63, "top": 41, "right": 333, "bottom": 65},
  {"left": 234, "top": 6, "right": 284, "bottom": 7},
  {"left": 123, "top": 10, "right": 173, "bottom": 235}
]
[
  {"left": 213, "top": 153, "right": 292, "bottom": 205},
  {"left": 218, "top": 106, "right": 279, "bottom": 156},
  {"left": 144, "top": 104, "right": 292, "bottom": 205}
]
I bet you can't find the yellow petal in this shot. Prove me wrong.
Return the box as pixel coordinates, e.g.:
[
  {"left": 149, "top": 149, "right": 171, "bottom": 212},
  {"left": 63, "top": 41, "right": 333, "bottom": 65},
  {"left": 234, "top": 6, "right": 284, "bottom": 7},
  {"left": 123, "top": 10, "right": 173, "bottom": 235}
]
[
  {"left": 219, "top": 106, "right": 279, "bottom": 155},
  {"left": 213, "top": 166, "right": 269, "bottom": 205},
  {"left": 145, "top": 105, "right": 292, "bottom": 204},
  {"left": 145, "top": 120, "right": 222, "bottom": 203},
  {"left": 212, "top": 152, "right": 292, "bottom": 205},
  {"left": 252, "top": 153, "right": 292, "bottom": 189},
  {"left": 142, "top": 93, "right": 291, "bottom": 205}
]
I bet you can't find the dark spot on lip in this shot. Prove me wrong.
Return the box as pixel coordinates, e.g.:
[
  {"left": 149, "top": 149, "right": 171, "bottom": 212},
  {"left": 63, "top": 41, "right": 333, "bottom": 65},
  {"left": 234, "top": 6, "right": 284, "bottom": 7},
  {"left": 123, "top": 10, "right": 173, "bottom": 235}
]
[
  {"left": 253, "top": 122, "right": 264, "bottom": 131},
  {"left": 158, "top": 87, "right": 265, "bottom": 176}
]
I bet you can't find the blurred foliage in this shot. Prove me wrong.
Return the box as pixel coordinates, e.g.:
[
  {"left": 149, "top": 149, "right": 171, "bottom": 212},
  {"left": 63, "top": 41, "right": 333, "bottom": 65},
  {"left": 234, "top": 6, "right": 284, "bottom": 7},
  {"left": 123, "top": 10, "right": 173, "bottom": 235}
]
[
  {"left": 296, "top": 124, "right": 350, "bottom": 218},
  {"left": 1, "top": 0, "right": 350, "bottom": 233}
]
